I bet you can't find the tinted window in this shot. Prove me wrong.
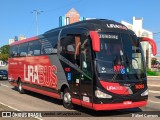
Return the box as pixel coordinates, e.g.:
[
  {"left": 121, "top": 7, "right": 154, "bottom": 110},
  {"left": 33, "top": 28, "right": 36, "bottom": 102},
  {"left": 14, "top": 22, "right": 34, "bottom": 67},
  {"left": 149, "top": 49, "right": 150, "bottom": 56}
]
[
  {"left": 19, "top": 43, "right": 28, "bottom": 57},
  {"left": 28, "top": 40, "right": 41, "bottom": 56},
  {"left": 41, "top": 31, "right": 59, "bottom": 54},
  {"left": 96, "top": 32, "right": 145, "bottom": 81},
  {"left": 60, "top": 35, "right": 76, "bottom": 64},
  {"left": 10, "top": 45, "right": 19, "bottom": 57},
  {"left": 81, "top": 37, "right": 92, "bottom": 78}
]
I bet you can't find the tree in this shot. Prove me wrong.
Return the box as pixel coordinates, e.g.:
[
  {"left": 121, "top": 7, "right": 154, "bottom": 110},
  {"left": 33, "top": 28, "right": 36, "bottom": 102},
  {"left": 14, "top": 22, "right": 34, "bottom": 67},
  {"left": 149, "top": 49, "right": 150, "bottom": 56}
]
[
  {"left": 0, "top": 45, "right": 9, "bottom": 62},
  {"left": 151, "top": 58, "right": 158, "bottom": 65},
  {"left": 0, "top": 45, "right": 9, "bottom": 54}
]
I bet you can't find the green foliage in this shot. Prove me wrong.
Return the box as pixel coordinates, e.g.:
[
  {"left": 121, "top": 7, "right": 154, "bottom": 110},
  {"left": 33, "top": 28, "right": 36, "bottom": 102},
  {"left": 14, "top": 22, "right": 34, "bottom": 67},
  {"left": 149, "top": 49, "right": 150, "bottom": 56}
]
[
  {"left": 151, "top": 58, "right": 158, "bottom": 65},
  {"left": 0, "top": 45, "right": 9, "bottom": 62},
  {"left": 147, "top": 68, "right": 160, "bottom": 76}
]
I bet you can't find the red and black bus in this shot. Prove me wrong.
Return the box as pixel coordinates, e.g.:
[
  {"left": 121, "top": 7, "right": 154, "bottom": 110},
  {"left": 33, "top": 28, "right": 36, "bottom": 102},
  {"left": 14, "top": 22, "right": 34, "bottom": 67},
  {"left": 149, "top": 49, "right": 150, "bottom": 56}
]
[{"left": 8, "top": 19, "right": 157, "bottom": 110}]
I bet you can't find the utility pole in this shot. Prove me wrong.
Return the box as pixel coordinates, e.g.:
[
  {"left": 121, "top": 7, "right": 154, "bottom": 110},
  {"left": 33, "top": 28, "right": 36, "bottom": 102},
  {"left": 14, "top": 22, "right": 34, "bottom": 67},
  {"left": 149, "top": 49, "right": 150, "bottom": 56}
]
[{"left": 31, "top": 10, "right": 43, "bottom": 35}]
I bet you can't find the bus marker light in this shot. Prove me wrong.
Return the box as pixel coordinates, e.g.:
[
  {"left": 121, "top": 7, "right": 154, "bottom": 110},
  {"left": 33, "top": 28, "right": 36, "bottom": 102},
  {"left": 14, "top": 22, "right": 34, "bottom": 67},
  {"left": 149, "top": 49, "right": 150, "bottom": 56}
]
[
  {"left": 135, "top": 84, "right": 144, "bottom": 89},
  {"left": 65, "top": 68, "right": 71, "bottom": 72}
]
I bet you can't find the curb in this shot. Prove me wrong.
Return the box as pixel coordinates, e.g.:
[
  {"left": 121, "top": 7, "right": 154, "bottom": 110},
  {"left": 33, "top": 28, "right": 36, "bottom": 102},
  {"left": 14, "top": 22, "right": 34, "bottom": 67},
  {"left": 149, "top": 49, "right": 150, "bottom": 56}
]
[{"left": 147, "top": 76, "right": 160, "bottom": 78}]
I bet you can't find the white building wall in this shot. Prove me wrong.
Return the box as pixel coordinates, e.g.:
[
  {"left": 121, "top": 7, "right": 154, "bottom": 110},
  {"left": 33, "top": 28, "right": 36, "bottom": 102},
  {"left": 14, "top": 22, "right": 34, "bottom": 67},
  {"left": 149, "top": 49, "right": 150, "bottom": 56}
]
[
  {"left": 9, "top": 39, "right": 15, "bottom": 45},
  {"left": 121, "top": 17, "right": 154, "bottom": 68}
]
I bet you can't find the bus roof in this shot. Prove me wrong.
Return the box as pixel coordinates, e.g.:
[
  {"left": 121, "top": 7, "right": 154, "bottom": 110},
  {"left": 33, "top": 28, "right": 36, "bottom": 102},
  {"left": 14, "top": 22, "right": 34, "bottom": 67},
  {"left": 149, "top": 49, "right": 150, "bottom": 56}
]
[
  {"left": 10, "top": 19, "right": 134, "bottom": 46},
  {"left": 45, "top": 19, "right": 129, "bottom": 34},
  {"left": 10, "top": 36, "right": 38, "bottom": 46}
]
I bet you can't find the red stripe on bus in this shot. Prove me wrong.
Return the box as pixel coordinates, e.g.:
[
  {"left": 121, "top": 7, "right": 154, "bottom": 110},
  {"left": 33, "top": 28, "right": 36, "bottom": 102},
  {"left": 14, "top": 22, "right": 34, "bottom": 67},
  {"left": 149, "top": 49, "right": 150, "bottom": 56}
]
[
  {"left": 72, "top": 98, "right": 93, "bottom": 109},
  {"left": 10, "top": 37, "right": 38, "bottom": 46},
  {"left": 81, "top": 101, "right": 93, "bottom": 109},
  {"left": 100, "top": 80, "right": 130, "bottom": 95},
  {"left": 72, "top": 98, "right": 147, "bottom": 110},
  {"left": 72, "top": 98, "right": 81, "bottom": 105},
  {"left": 92, "top": 100, "right": 147, "bottom": 111},
  {"left": 23, "top": 85, "right": 61, "bottom": 99}
]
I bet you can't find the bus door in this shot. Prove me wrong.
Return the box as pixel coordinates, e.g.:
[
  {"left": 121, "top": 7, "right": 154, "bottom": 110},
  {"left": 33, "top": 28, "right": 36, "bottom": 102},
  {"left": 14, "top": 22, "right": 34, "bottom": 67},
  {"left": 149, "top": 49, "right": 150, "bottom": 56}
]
[
  {"left": 79, "top": 35, "right": 93, "bottom": 108},
  {"left": 72, "top": 34, "right": 93, "bottom": 107}
]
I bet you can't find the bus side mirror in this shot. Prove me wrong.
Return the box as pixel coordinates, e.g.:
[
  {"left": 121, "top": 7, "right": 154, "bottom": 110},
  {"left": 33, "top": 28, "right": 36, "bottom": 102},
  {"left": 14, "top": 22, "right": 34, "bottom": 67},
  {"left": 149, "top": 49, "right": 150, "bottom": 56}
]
[
  {"left": 89, "top": 31, "right": 100, "bottom": 52},
  {"left": 139, "top": 37, "right": 157, "bottom": 56}
]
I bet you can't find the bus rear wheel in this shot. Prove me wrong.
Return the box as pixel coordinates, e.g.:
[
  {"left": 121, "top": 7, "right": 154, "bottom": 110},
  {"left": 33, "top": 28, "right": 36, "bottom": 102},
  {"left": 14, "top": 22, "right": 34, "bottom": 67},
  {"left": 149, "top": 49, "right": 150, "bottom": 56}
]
[
  {"left": 18, "top": 80, "right": 25, "bottom": 94},
  {"left": 63, "top": 88, "right": 73, "bottom": 109}
]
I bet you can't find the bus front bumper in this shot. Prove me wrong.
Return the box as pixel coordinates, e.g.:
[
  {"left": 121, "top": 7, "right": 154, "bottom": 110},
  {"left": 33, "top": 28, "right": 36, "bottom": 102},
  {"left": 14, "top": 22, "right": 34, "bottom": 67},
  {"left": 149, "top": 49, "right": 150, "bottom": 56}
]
[{"left": 92, "top": 100, "right": 147, "bottom": 111}]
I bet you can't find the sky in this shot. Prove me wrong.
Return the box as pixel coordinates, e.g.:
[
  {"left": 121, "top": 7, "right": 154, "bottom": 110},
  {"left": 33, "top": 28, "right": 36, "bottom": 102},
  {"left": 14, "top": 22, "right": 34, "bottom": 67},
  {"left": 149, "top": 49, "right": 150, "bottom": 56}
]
[{"left": 0, "top": 0, "right": 160, "bottom": 56}]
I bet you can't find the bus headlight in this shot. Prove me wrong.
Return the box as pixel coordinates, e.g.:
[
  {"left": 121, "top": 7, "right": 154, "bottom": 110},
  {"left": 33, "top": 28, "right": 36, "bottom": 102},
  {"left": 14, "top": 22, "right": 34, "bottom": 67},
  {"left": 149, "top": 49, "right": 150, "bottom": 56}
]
[
  {"left": 141, "top": 89, "right": 148, "bottom": 96},
  {"left": 95, "top": 90, "right": 112, "bottom": 98}
]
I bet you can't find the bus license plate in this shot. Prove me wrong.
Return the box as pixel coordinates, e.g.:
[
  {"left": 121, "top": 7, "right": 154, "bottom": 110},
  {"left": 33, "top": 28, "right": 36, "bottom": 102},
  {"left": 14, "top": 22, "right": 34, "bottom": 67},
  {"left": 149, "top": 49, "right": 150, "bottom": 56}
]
[{"left": 123, "top": 101, "right": 132, "bottom": 105}]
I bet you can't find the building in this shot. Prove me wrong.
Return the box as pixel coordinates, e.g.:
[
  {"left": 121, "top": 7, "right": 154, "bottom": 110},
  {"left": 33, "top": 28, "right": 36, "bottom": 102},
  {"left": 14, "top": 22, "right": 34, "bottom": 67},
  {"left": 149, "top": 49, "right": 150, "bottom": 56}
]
[
  {"left": 9, "top": 39, "right": 15, "bottom": 45},
  {"left": 121, "top": 17, "right": 155, "bottom": 68},
  {"left": 59, "top": 8, "right": 85, "bottom": 27},
  {"left": 8, "top": 35, "right": 26, "bottom": 45},
  {"left": 19, "top": 35, "right": 26, "bottom": 41}
]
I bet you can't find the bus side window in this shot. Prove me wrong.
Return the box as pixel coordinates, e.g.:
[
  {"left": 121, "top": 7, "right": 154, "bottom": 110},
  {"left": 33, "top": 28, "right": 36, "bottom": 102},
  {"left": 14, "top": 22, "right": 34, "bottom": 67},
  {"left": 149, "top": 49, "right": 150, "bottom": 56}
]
[
  {"left": 75, "top": 36, "right": 81, "bottom": 66},
  {"left": 28, "top": 40, "right": 41, "bottom": 56},
  {"left": 41, "top": 31, "right": 59, "bottom": 55},
  {"left": 60, "top": 35, "right": 76, "bottom": 65},
  {"left": 19, "top": 43, "right": 28, "bottom": 57},
  {"left": 10, "top": 45, "right": 19, "bottom": 58},
  {"left": 81, "top": 37, "right": 92, "bottom": 78}
]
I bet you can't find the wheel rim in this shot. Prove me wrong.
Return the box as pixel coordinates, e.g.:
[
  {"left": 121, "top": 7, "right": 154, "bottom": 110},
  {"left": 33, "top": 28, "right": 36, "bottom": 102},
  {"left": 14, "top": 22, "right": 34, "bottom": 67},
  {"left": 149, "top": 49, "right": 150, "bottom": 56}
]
[
  {"left": 64, "top": 92, "right": 71, "bottom": 104},
  {"left": 19, "top": 82, "right": 22, "bottom": 91}
]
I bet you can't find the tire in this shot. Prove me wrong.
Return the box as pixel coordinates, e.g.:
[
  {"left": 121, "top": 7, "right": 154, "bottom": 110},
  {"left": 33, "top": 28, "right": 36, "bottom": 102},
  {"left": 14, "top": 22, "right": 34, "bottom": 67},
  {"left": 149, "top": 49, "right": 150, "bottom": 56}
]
[
  {"left": 18, "top": 80, "right": 25, "bottom": 94},
  {"left": 63, "top": 88, "right": 74, "bottom": 109}
]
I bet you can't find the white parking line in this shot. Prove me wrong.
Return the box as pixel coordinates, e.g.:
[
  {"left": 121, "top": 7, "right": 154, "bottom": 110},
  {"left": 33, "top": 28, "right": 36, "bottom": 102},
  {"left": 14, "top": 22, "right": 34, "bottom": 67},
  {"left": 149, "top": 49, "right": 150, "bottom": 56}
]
[
  {"left": 0, "top": 83, "right": 12, "bottom": 88},
  {"left": 0, "top": 102, "right": 20, "bottom": 111},
  {"left": 149, "top": 90, "right": 160, "bottom": 94},
  {"left": 149, "top": 100, "right": 160, "bottom": 104},
  {"left": 148, "top": 84, "right": 160, "bottom": 87}
]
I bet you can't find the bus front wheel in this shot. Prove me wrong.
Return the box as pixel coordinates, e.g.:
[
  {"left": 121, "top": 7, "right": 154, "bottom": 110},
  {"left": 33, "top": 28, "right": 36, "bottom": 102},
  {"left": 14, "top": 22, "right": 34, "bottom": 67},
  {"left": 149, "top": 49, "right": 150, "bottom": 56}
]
[
  {"left": 63, "top": 88, "right": 73, "bottom": 109},
  {"left": 18, "top": 80, "right": 25, "bottom": 94}
]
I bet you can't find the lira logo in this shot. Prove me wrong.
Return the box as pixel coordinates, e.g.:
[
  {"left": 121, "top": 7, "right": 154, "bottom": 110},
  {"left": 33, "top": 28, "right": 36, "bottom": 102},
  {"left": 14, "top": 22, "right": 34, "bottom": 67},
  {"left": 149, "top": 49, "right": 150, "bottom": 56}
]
[{"left": 24, "top": 64, "right": 57, "bottom": 88}]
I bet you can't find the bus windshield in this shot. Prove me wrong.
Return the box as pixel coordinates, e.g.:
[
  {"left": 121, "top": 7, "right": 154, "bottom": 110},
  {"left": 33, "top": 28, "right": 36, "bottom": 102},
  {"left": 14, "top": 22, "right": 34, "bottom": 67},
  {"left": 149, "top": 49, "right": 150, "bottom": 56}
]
[{"left": 96, "top": 32, "right": 146, "bottom": 81}]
